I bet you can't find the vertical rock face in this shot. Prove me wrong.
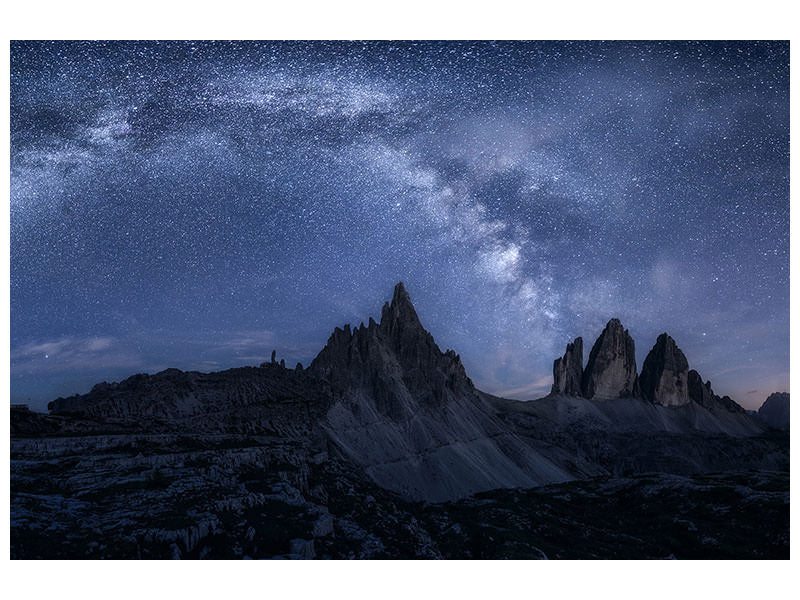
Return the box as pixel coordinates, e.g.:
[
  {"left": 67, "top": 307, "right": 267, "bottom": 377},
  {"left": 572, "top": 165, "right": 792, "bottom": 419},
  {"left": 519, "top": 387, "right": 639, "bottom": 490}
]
[
  {"left": 308, "top": 282, "right": 572, "bottom": 501},
  {"left": 687, "top": 370, "right": 715, "bottom": 408},
  {"left": 639, "top": 333, "right": 690, "bottom": 407},
  {"left": 309, "top": 281, "right": 472, "bottom": 421},
  {"left": 581, "top": 319, "right": 638, "bottom": 400},
  {"left": 551, "top": 337, "right": 583, "bottom": 396},
  {"left": 550, "top": 324, "right": 750, "bottom": 415},
  {"left": 758, "top": 392, "right": 789, "bottom": 430}
]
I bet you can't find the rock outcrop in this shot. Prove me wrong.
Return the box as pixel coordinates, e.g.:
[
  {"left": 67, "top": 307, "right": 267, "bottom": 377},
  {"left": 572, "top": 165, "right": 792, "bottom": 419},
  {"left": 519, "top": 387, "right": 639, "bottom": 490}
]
[
  {"left": 551, "top": 338, "right": 583, "bottom": 396},
  {"left": 309, "top": 282, "right": 472, "bottom": 420},
  {"left": 47, "top": 363, "right": 334, "bottom": 437},
  {"left": 639, "top": 334, "right": 690, "bottom": 406},
  {"left": 28, "top": 281, "right": 776, "bottom": 508},
  {"left": 309, "top": 282, "right": 572, "bottom": 501},
  {"left": 581, "top": 319, "right": 638, "bottom": 400},
  {"left": 758, "top": 392, "right": 789, "bottom": 430},
  {"left": 687, "top": 370, "right": 715, "bottom": 408},
  {"left": 550, "top": 324, "right": 749, "bottom": 416},
  {"left": 687, "top": 370, "right": 745, "bottom": 414}
]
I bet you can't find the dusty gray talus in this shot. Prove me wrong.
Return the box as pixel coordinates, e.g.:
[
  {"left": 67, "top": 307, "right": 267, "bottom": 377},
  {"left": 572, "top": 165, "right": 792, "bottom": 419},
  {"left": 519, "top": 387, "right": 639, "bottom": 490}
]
[{"left": 308, "top": 282, "right": 573, "bottom": 501}]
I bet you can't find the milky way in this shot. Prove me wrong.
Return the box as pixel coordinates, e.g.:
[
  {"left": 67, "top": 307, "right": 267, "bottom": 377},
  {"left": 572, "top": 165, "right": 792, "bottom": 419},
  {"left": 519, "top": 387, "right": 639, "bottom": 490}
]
[{"left": 10, "top": 41, "right": 789, "bottom": 409}]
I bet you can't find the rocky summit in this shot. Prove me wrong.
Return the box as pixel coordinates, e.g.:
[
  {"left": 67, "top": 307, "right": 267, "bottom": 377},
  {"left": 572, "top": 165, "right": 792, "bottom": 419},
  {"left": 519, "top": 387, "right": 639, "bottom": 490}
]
[
  {"left": 549, "top": 322, "right": 748, "bottom": 418},
  {"left": 757, "top": 392, "right": 790, "bottom": 430},
  {"left": 551, "top": 337, "right": 583, "bottom": 396},
  {"left": 309, "top": 282, "right": 572, "bottom": 501},
  {"left": 581, "top": 319, "right": 639, "bottom": 400},
  {"left": 10, "top": 282, "right": 789, "bottom": 559},
  {"left": 639, "top": 334, "right": 690, "bottom": 407}
]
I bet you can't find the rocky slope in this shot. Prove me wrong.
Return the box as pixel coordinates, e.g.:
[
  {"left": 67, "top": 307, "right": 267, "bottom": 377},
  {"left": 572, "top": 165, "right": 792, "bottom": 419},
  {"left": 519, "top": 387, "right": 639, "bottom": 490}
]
[
  {"left": 48, "top": 363, "right": 334, "bottom": 442},
  {"left": 309, "top": 282, "right": 573, "bottom": 501},
  {"left": 757, "top": 392, "right": 790, "bottom": 430},
  {"left": 10, "top": 431, "right": 788, "bottom": 559},
  {"left": 11, "top": 282, "right": 789, "bottom": 558}
]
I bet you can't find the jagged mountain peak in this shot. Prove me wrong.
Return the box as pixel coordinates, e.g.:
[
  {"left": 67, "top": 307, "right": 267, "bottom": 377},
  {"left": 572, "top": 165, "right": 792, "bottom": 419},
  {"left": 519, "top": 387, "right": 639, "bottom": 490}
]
[
  {"left": 392, "top": 280, "right": 409, "bottom": 302},
  {"left": 655, "top": 332, "right": 674, "bottom": 345},
  {"left": 552, "top": 337, "right": 583, "bottom": 396},
  {"left": 758, "top": 392, "right": 789, "bottom": 430},
  {"left": 582, "top": 317, "right": 638, "bottom": 400},
  {"left": 549, "top": 322, "right": 750, "bottom": 414},
  {"left": 309, "top": 282, "right": 472, "bottom": 412},
  {"left": 640, "top": 332, "right": 690, "bottom": 406},
  {"left": 379, "top": 281, "right": 424, "bottom": 337}
]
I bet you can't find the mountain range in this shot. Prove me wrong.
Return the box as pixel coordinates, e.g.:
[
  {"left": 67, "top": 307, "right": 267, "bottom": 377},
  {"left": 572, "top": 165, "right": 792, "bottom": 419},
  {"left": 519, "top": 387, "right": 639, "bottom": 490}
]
[{"left": 10, "top": 282, "right": 789, "bottom": 558}]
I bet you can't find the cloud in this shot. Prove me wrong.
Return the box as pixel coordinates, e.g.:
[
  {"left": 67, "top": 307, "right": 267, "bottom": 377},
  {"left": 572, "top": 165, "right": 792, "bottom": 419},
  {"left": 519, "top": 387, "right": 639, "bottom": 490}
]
[
  {"left": 11, "top": 336, "right": 143, "bottom": 374},
  {"left": 210, "top": 330, "right": 276, "bottom": 354},
  {"left": 487, "top": 375, "right": 554, "bottom": 400}
]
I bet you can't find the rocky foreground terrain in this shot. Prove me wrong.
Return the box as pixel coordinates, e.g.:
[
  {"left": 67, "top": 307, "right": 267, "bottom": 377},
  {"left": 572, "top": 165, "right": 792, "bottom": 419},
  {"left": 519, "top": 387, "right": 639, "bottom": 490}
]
[
  {"left": 10, "top": 432, "right": 788, "bottom": 559},
  {"left": 11, "top": 283, "right": 790, "bottom": 559}
]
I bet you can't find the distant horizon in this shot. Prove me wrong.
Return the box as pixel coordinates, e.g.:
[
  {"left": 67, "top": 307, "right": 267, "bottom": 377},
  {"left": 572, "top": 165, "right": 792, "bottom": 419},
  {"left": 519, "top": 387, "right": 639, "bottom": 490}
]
[
  {"left": 10, "top": 281, "right": 789, "bottom": 412},
  {"left": 11, "top": 41, "right": 789, "bottom": 411}
]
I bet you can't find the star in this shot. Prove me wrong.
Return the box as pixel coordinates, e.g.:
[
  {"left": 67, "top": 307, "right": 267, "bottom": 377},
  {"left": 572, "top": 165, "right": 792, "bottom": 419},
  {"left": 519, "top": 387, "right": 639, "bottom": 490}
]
[{"left": 9, "top": 41, "right": 789, "bottom": 410}]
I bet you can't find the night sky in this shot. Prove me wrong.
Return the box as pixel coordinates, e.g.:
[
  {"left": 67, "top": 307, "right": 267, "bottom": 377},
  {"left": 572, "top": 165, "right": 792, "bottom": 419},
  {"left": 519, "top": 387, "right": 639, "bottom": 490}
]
[{"left": 10, "top": 41, "right": 789, "bottom": 410}]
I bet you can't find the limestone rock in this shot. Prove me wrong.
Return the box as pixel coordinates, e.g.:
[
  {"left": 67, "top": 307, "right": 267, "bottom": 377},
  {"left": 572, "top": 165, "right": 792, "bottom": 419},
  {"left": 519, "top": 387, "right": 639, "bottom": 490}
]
[
  {"left": 551, "top": 337, "right": 583, "bottom": 396},
  {"left": 289, "top": 538, "right": 315, "bottom": 559},
  {"left": 308, "top": 282, "right": 573, "bottom": 501},
  {"left": 687, "top": 370, "right": 715, "bottom": 409},
  {"left": 581, "top": 319, "right": 638, "bottom": 400},
  {"left": 717, "top": 395, "right": 744, "bottom": 413},
  {"left": 46, "top": 365, "right": 334, "bottom": 436},
  {"left": 312, "top": 513, "right": 335, "bottom": 537},
  {"left": 639, "top": 333, "right": 690, "bottom": 406},
  {"left": 758, "top": 392, "right": 789, "bottom": 430},
  {"left": 309, "top": 281, "right": 473, "bottom": 419},
  {"left": 687, "top": 370, "right": 745, "bottom": 413}
]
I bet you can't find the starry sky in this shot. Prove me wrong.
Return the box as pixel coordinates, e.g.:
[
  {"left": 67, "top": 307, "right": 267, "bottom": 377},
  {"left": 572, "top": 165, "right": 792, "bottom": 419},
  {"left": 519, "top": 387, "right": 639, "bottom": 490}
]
[{"left": 10, "top": 41, "right": 789, "bottom": 410}]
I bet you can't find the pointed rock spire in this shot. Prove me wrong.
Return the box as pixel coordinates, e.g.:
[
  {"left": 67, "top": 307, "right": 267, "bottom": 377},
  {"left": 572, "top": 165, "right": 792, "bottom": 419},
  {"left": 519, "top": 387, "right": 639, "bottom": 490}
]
[
  {"left": 309, "top": 281, "right": 473, "bottom": 420},
  {"left": 639, "top": 333, "right": 690, "bottom": 406},
  {"left": 551, "top": 337, "right": 583, "bottom": 396},
  {"left": 581, "top": 318, "right": 638, "bottom": 400},
  {"left": 379, "top": 281, "right": 423, "bottom": 338},
  {"left": 758, "top": 392, "right": 789, "bottom": 429},
  {"left": 688, "top": 369, "right": 745, "bottom": 413},
  {"left": 687, "top": 370, "right": 714, "bottom": 408}
]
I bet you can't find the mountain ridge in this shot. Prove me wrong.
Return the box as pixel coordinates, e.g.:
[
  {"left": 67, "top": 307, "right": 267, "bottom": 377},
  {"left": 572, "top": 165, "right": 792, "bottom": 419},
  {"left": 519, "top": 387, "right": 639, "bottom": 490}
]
[{"left": 32, "top": 282, "right": 782, "bottom": 502}]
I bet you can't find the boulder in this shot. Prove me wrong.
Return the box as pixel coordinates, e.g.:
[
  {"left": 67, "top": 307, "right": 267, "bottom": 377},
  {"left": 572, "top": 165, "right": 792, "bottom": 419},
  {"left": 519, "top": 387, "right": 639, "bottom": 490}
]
[
  {"left": 312, "top": 513, "right": 335, "bottom": 537},
  {"left": 289, "top": 538, "right": 315, "bottom": 559}
]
